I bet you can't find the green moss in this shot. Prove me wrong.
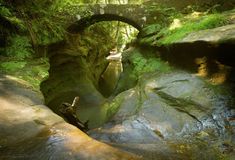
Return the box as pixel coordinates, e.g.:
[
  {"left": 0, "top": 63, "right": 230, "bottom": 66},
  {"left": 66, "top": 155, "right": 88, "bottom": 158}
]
[
  {"left": 105, "top": 93, "right": 125, "bottom": 121},
  {"left": 139, "top": 10, "right": 231, "bottom": 46},
  {"left": 159, "top": 13, "right": 229, "bottom": 45},
  {"left": 0, "top": 58, "right": 49, "bottom": 90},
  {"left": 139, "top": 34, "right": 159, "bottom": 45},
  {"left": 129, "top": 49, "right": 172, "bottom": 77},
  {"left": 1, "top": 61, "right": 27, "bottom": 72},
  {"left": 141, "top": 24, "right": 162, "bottom": 36}
]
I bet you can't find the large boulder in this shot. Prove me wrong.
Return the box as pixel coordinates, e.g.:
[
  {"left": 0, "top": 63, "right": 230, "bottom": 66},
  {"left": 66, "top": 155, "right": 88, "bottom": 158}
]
[
  {"left": 89, "top": 71, "right": 235, "bottom": 159},
  {"left": 0, "top": 74, "right": 141, "bottom": 160},
  {"left": 177, "top": 24, "right": 235, "bottom": 44}
]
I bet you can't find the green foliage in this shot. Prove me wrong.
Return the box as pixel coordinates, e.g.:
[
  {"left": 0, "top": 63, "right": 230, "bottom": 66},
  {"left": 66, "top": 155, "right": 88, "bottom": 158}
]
[
  {"left": 87, "top": 21, "right": 138, "bottom": 51},
  {"left": 1, "top": 61, "right": 26, "bottom": 72},
  {"left": 138, "top": 34, "right": 159, "bottom": 45},
  {"left": 0, "top": 5, "right": 11, "bottom": 17},
  {"left": 139, "top": 5, "right": 182, "bottom": 45},
  {"left": 20, "top": 63, "right": 49, "bottom": 90},
  {"left": 129, "top": 49, "right": 171, "bottom": 77},
  {"left": 158, "top": 13, "right": 229, "bottom": 45},
  {"left": 146, "top": 5, "right": 181, "bottom": 25},
  {"left": 1, "top": 0, "right": 140, "bottom": 51},
  {"left": 141, "top": 24, "right": 162, "bottom": 36},
  {"left": 140, "top": 7, "right": 232, "bottom": 46},
  {"left": 6, "top": 35, "right": 33, "bottom": 59},
  {"left": 65, "top": 22, "right": 117, "bottom": 86},
  {"left": 8, "top": 17, "right": 26, "bottom": 31},
  {"left": 31, "top": 18, "right": 65, "bottom": 45},
  {"left": 0, "top": 3, "right": 26, "bottom": 32},
  {"left": 0, "top": 58, "right": 49, "bottom": 90},
  {"left": 1, "top": 0, "right": 68, "bottom": 46},
  {"left": 53, "top": 0, "right": 93, "bottom": 19}
]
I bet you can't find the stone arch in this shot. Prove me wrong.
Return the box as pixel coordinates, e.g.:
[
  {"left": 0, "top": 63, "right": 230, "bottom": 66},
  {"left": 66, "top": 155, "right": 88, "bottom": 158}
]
[{"left": 67, "top": 14, "right": 142, "bottom": 33}]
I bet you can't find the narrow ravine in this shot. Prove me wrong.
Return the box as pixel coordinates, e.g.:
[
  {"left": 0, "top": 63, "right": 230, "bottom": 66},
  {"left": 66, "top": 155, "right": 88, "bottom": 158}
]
[{"left": 0, "top": 1, "right": 235, "bottom": 160}]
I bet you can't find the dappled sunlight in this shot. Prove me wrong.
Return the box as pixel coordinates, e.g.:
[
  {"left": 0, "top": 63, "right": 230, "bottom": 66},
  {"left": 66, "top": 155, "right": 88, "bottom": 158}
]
[
  {"left": 209, "top": 62, "right": 230, "bottom": 85},
  {"left": 195, "top": 57, "right": 229, "bottom": 84},
  {"left": 195, "top": 57, "right": 208, "bottom": 77},
  {"left": 209, "top": 72, "right": 227, "bottom": 85},
  {"left": 90, "top": 21, "right": 139, "bottom": 52},
  {"left": 186, "top": 11, "right": 205, "bottom": 19},
  {"left": 92, "top": 124, "right": 126, "bottom": 135},
  {"left": 0, "top": 77, "right": 140, "bottom": 159},
  {"left": 169, "top": 19, "right": 182, "bottom": 30},
  {"left": 145, "top": 81, "right": 160, "bottom": 93},
  {"left": 126, "top": 89, "right": 136, "bottom": 98},
  {"left": 60, "top": 123, "right": 141, "bottom": 160},
  {"left": 2, "top": 75, "right": 32, "bottom": 88},
  {"left": 191, "top": 11, "right": 204, "bottom": 18}
]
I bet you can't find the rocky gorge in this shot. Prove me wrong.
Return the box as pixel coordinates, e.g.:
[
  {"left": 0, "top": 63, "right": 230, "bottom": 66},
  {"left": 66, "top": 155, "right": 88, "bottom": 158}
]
[{"left": 0, "top": 1, "right": 235, "bottom": 159}]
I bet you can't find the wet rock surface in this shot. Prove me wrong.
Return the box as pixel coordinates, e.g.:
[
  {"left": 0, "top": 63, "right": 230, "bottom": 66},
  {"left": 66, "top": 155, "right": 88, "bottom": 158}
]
[
  {"left": 40, "top": 39, "right": 235, "bottom": 159},
  {"left": 0, "top": 74, "right": 141, "bottom": 160},
  {"left": 99, "top": 60, "right": 123, "bottom": 97},
  {"left": 89, "top": 71, "right": 235, "bottom": 159}
]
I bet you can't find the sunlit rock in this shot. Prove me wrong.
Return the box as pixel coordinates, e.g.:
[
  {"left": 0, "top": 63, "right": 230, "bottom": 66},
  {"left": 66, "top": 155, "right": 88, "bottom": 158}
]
[
  {"left": 89, "top": 70, "right": 235, "bottom": 159},
  {"left": 178, "top": 24, "right": 235, "bottom": 43},
  {"left": 0, "top": 74, "right": 141, "bottom": 160},
  {"left": 169, "top": 19, "right": 182, "bottom": 30}
]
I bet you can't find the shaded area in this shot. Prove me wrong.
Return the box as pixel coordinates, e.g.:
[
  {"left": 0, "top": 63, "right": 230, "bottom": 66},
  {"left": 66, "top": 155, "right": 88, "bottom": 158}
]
[{"left": 159, "top": 41, "right": 235, "bottom": 79}]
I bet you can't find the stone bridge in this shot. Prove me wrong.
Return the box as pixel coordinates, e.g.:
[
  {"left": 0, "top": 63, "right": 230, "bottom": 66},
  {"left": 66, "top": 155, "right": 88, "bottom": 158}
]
[{"left": 67, "top": 4, "right": 167, "bottom": 33}]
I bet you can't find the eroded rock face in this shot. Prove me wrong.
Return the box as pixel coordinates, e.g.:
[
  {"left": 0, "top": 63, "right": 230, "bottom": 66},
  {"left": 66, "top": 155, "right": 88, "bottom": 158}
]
[
  {"left": 40, "top": 29, "right": 115, "bottom": 117},
  {"left": 89, "top": 71, "right": 235, "bottom": 159},
  {"left": 0, "top": 74, "right": 141, "bottom": 160},
  {"left": 99, "top": 60, "right": 123, "bottom": 97}
]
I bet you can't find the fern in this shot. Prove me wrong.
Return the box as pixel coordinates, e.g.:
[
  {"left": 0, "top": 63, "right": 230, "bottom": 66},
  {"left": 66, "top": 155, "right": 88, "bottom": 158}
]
[
  {"left": 6, "top": 36, "right": 33, "bottom": 60},
  {"left": 0, "top": 5, "right": 11, "bottom": 17}
]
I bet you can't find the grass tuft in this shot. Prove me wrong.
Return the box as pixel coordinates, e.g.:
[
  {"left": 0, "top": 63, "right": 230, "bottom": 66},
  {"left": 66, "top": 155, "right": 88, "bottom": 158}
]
[{"left": 158, "top": 13, "right": 229, "bottom": 45}]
